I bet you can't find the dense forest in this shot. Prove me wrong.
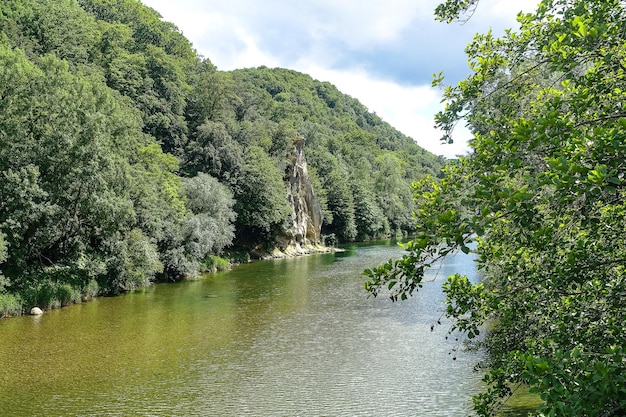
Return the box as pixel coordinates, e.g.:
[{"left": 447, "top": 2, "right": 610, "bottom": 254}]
[
  {"left": 367, "top": 0, "right": 626, "bottom": 416},
  {"left": 0, "top": 0, "right": 443, "bottom": 316}
]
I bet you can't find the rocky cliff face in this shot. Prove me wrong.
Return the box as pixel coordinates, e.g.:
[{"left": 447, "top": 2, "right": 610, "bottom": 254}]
[{"left": 274, "top": 136, "right": 325, "bottom": 256}]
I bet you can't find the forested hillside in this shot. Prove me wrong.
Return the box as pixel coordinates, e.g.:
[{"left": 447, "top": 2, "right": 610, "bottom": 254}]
[{"left": 0, "top": 0, "right": 443, "bottom": 316}]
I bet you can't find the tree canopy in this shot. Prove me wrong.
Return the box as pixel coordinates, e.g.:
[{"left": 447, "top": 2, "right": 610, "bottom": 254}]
[{"left": 365, "top": 0, "right": 626, "bottom": 415}]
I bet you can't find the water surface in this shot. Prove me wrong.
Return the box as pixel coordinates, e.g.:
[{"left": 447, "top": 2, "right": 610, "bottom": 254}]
[{"left": 0, "top": 241, "right": 522, "bottom": 416}]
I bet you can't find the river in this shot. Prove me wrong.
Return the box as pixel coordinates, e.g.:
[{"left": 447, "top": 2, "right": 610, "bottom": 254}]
[{"left": 0, "top": 241, "right": 533, "bottom": 416}]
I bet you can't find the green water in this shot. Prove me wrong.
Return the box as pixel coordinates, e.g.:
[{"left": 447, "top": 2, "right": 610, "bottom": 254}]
[{"left": 0, "top": 241, "right": 532, "bottom": 416}]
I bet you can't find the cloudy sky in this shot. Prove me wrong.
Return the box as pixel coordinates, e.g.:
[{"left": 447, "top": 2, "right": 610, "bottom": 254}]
[{"left": 140, "top": 0, "right": 538, "bottom": 157}]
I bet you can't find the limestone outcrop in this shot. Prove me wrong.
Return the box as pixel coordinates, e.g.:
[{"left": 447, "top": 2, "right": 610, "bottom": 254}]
[{"left": 274, "top": 136, "right": 324, "bottom": 256}]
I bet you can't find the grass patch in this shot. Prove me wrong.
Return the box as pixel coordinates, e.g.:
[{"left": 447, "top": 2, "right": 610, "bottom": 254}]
[
  {"left": 21, "top": 279, "right": 97, "bottom": 311},
  {"left": 0, "top": 292, "right": 23, "bottom": 318},
  {"left": 201, "top": 256, "right": 231, "bottom": 273}
]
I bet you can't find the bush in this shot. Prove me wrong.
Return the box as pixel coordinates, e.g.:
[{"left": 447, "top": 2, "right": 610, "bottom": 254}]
[
  {"left": 22, "top": 280, "right": 85, "bottom": 310},
  {"left": 225, "top": 251, "right": 250, "bottom": 265},
  {"left": 0, "top": 292, "right": 23, "bottom": 318},
  {"left": 34, "top": 281, "right": 61, "bottom": 310},
  {"left": 56, "top": 284, "right": 81, "bottom": 306},
  {"left": 322, "top": 233, "right": 337, "bottom": 247},
  {"left": 82, "top": 279, "right": 99, "bottom": 300},
  {"left": 201, "top": 256, "right": 231, "bottom": 273}
]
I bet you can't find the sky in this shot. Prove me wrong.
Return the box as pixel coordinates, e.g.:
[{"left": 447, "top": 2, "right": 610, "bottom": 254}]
[{"left": 140, "top": 0, "right": 539, "bottom": 158}]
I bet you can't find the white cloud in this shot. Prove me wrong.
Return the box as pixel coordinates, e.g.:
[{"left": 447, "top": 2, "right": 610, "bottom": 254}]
[
  {"left": 223, "top": 28, "right": 282, "bottom": 69},
  {"left": 295, "top": 0, "right": 434, "bottom": 47},
  {"left": 486, "top": 0, "right": 538, "bottom": 20}
]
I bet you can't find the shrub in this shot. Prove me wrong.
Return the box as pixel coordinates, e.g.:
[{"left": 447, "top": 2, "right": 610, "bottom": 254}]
[
  {"left": 226, "top": 251, "right": 250, "bottom": 265},
  {"left": 22, "top": 280, "right": 84, "bottom": 310},
  {"left": 201, "top": 255, "right": 231, "bottom": 273},
  {"left": 82, "top": 279, "right": 99, "bottom": 300},
  {"left": 0, "top": 292, "right": 23, "bottom": 318},
  {"left": 56, "top": 284, "right": 81, "bottom": 306},
  {"left": 35, "top": 281, "right": 61, "bottom": 310}
]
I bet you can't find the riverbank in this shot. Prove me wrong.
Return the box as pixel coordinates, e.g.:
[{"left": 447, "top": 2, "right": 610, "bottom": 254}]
[
  {"left": 0, "top": 244, "right": 341, "bottom": 319},
  {"left": 251, "top": 243, "right": 344, "bottom": 260}
]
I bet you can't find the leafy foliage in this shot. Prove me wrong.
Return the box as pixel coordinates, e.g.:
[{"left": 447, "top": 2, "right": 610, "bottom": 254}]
[
  {"left": 233, "top": 145, "right": 292, "bottom": 245},
  {"left": 0, "top": 0, "right": 211, "bottom": 309},
  {"left": 434, "top": 0, "right": 479, "bottom": 23},
  {"left": 182, "top": 173, "right": 237, "bottom": 260},
  {"left": 366, "top": 0, "right": 626, "bottom": 415},
  {"left": 0, "top": 46, "right": 140, "bottom": 285}
]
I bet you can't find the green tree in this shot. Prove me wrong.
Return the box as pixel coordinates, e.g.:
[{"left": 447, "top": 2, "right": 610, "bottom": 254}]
[
  {"left": 434, "top": 0, "right": 479, "bottom": 23},
  {"left": 0, "top": 42, "right": 193, "bottom": 298},
  {"left": 127, "top": 142, "right": 194, "bottom": 281},
  {"left": 79, "top": 0, "right": 195, "bottom": 156},
  {"left": 375, "top": 153, "right": 415, "bottom": 234},
  {"left": 0, "top": 232, "right": 8, "bottom": 289},
  {"left": 0, "top": 0, "right": 99, "bottom": 64},
  {"left": 182, "top": 173, "right": 237, "bottom": 261},
  {"left": 233, "top": 145, "right": 291, "bottom": 246},
  {"left": 0, "top": 48, "right": 135, "bottom": 276},
  {"left": 107, "top": 228, "right": 163, "bottom": 293},
  {"left": 366, "top": 0, "right": 626, "bottom": 416},
  {"left": 352, "top": 183, "right": 388, "bottom": 241},
  {"left": 184, "top": 120, "right": 244, "bottom": 181},
  {"left": 323, "top": 167, "right": 358, "bottom": 242},
  {"left": 186, "top": 59, "right": 236, "bottom": 130}
]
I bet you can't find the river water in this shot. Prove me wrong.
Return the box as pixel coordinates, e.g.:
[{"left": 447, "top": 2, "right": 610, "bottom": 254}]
[{"left": 0, "top": 241, "right": 530, "bottom": 416}]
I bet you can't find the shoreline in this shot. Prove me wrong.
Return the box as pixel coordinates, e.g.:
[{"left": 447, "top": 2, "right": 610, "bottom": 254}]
[
  {"left": 251, "top": 244, "right": 344, "bottom": 260},
  {"left": 1, "top": 244, "right": 344, "bottom": 319}
]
